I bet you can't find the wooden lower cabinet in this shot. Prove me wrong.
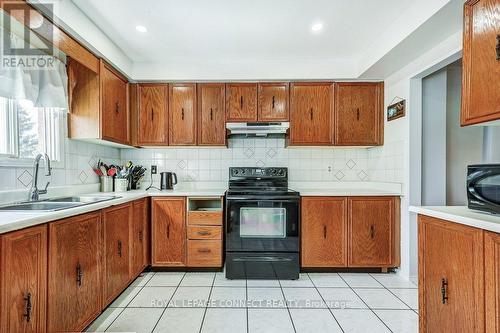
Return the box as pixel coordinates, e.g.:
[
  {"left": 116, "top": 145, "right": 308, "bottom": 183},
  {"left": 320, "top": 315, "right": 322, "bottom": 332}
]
[
  {"left": 301, "top": 197, "right": 348, "bottom": 267},
  {"left": 348, "top": 197, "right": 400, "bottom": 267},
  {"left": 0, "top": 225, "right": 47, "bottom": 333},
  {"left": 418, "top": 215, "right": 485, "bottom": 333},
  {"left": 187, "top": 240, "right": 222, "bottom": 267},
  {"left": 102, "top": 203, "right": 132, "bottom": 306},
  {"left": 131, "top": 198, "right": 149, "bottom": 278},
  {"left": 485, "top": 231, "right": 500, "bottom": 333},
  {"left": 47, "top": 212, "right": 102, "bottom": 333},
  {"left": 152, "top": 197, "right": 186, "bottom": 266}
]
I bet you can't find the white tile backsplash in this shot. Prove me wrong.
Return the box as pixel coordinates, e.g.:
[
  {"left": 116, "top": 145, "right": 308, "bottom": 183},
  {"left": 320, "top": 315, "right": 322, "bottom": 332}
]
[{"left": 121, "top": 138, "right": 396, "bottom": 184}]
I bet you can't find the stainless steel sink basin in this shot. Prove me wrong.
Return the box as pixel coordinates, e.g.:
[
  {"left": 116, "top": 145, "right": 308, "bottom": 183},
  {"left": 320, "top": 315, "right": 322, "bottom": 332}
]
[
  {"left": 46, "top": 195, "right": 120, "bottom": 203},
  {"left": 0, "top": 201, "right": 83, "bottom": 212},
  {"left": 0, "top": 195, "right": 121, "bottom": 212}
]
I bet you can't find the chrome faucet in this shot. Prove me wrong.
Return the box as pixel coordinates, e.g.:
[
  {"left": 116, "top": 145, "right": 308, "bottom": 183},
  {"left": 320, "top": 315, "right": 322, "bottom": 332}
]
[{"left": 28, "top": 153, "right": 52, "bottom": 201}]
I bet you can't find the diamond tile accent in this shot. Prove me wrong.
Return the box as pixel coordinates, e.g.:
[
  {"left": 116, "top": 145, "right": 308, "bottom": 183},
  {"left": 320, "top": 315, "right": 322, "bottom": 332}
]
[
  {"left": 244, "top": 148, "right": 255, "bottom": 158},
  {"left": 88, "top": 154, "right": 98, "bottom": 168},
  {"left": 346, "top": 159, "right": 356, "bottom": 169},
  {"left": 177, "top": 160, "right": 187, "bottom": 170},
  {"left": 17, "top": 170, "right": 33, "bottom": 187},
  {"left": 266, "top": 148, "right": 277, "bottom": 159},
  {"left": 256, "top": 160, "right": 265, "bottom": 167},
  {"left": 358, "top": 170, "right": 368, "bottom": 180},
  {"left": 335, "top": 171, "right": 345, "bottom": 180},
  {"left": 79, "top": 170, "right": 88, "bottom": 184},
  {"left": 187, "top": 171, "right": 199, "bottom": 181}
]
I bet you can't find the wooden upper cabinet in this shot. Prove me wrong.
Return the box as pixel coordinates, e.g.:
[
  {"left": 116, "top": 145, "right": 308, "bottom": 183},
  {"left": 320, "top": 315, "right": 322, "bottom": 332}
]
[
  {"left": 485, "top": 231, "right": 500, "bottom": 333},
  {"left": 348, "top": 197, "right": 399, "bottom": 267},
  {"left": 47, "top": 212, "right": 102, "bottom": 333},
  {"left": 152, "top": 197, "right": 186, "bottom": 266},
  {"left": 258, "top": 83, "right": 289, "bottom": 121},
  {"left": 461, "top": 0, "right": 500, "bottom": 126},
  {"left": 226, "top": 83, "right": 258, "bottom": 122},
  {"left": 137, "top": 84, "right": 168, "bottom": 145},
  {"left": 335, "top": 82, "right": 383, "bottom": 146},
  {"left": 0, "top": 225, "right": 47, "bottom": 333},
  {"left": 289, "top": 82, "right": 334, "bottom": 145},
  {"left": 169, "top": 84, "right": 197, "bottom": 145},
  {"left": 131, "top": 198, "right": 149, "bottom": 277},
  {"left": 301, "top": 197, "right": 347, "bottom": 267},
  {"left": 101, "top": 61, "right": 130, "bottom": 145},
  {"left": 198, "top": 83, "right": 226, "bottom": 146},
  {"left": 102, "top": 204, "right": 132, "bottom": 306},
  {"left": 418, "top": 216, "right": 485, "bottom": 333}
]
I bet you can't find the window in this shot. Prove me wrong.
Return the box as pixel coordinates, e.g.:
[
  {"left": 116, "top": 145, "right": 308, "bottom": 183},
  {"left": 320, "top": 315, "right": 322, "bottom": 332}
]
[{"left": 0, "top": 96, "right": 65, "bottom": 166}]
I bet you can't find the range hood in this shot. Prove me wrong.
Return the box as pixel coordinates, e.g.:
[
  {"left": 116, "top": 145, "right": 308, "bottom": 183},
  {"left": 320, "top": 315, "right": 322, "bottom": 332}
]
[{"left": 226, "top": 122, "right": 289, "bottom": 137}]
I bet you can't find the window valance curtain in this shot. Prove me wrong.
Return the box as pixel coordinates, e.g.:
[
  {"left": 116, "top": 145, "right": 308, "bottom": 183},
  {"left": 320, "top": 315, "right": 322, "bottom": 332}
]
[{"left": 0, "top": 26, "right": 68, "bottom": 110}]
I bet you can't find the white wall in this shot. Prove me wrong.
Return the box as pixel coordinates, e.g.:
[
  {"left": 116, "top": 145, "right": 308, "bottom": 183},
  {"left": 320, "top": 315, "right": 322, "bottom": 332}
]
[{"left": 421, "top": 69, "right": 447, "bottom": 206}]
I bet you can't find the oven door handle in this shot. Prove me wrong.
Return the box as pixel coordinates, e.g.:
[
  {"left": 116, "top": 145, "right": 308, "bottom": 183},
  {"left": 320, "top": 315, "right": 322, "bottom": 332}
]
[{"left": 232, "top": 256, "right": 294, "bottom": 262}]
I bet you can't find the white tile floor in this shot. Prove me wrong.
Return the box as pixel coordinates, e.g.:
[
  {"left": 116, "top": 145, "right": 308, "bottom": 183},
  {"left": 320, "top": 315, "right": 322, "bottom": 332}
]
[{"left": 86, "top": 271, "right": 418, "bottom": 333}]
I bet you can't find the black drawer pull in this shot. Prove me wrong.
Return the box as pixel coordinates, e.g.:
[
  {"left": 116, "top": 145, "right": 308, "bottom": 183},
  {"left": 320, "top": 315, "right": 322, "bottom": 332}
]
[
  {"left": 198, "top": 231, "right": 211, "bottom": 236},
  {"left": 370, "top": 225, "right": 375, "bottom": 239},
  {"left": 198, "top": 248, "right": 211, "bottom": 253},
  {"left": 210, "top": 108, "right": 213, "bottom": 120},
  {"left": 441, "top": 278, "right": 449, "bottom": 304},
  {"left": 23, "top": 292, "right": 32, "bottom": 322},
  {"left": 496, "top": 34, "right": 500, "bottom": 61},
  {"left": 76, "top": 263, "right": 83, "bottom": 287},
  {"left": 240, "top": 96, "right": 244, "bottom": 109},
  {"left": 118, "top": 240, "right": 122, "bottom": 257}
]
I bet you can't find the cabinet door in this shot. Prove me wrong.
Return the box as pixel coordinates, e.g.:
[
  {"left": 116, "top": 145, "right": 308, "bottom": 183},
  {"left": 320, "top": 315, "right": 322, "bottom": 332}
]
[
  {"left": 169, "top": 84, "right": 197, "bottom": 145},
  {"left": 461, "top": 0, "right": 500, "bottom": 125},
  {"left": 101, "top": 61, "right": 129, "bottom": 144},
  {"left": 0, "top": 225, "right": 47, "bottom": 333},
  {"left": 198, "top": 83, "right": 226, "bottom": 145},
  {"left": 258, "top": 83, "right": 289, "bottom": 121},
  {"left": 485, "top": 231, "right": 500, "bottom": 333},
  {"left": 348, "top": 197, "right": 398, "bottom": 267},
  {"left": 289, "top": 83, "right": 333, "bottom": 145},
  {"left": 131, "top": 198, "right": 149, "bottom": 278},
  {"left": 138, "top": 84, "right": 168, "bottom": 145},
  {"left": 301, "top": 197, "right": 347, "bottom": 267},
  {"left": 152, "top": 198, "right": 186, "bottom": 266},
  {"left": 226, "top": 83, "right": 258, "bottom": 122},
  {"left": 418, "top": 216, "right": 484, "bottom": 333},
  {"left": 103, "top": 204, "right": 132, "bottom": 305},
  {"left": 48, "top": 213, "right": 102, "bottom": 333},
  {"left": 335, "top": 82, "right": 383, "bottom": 146}
]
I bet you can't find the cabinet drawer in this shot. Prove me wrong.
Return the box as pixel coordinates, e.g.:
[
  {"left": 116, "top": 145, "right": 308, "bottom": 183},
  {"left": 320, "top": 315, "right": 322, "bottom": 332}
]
[
  {"left": 188, "top": 211, "right": 222, "bottom": 226},
  {"left": 187, "top": 240, "right": 222, "bottom": 267},
  {"left": 188, "top": 226, "right": 222, "bottom": 240}
]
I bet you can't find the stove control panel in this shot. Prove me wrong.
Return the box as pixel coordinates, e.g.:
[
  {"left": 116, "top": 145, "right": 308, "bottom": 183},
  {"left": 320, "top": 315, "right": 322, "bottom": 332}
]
[{"left": 230, "top": 167, "right": 287, "bottom": 178}]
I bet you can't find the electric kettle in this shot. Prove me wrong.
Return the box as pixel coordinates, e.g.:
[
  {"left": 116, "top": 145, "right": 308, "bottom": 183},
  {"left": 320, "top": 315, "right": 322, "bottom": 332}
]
[{"left": 160, "top": 172, "right": 177, "bottom": 190}]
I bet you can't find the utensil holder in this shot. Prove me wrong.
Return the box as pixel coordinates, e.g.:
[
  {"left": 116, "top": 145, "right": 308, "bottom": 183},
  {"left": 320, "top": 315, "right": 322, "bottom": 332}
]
[
  {"left": 114, "top": 178, "right": 128, "bottom": 192},
  {"left": 100, "top": 176, "right": 113, "bottom": 192}
]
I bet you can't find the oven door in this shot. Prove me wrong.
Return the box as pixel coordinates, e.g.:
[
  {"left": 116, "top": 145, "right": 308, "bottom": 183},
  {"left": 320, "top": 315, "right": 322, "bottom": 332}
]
[{"left": 225, "top": 196, "right": 299, "bottom": 252}]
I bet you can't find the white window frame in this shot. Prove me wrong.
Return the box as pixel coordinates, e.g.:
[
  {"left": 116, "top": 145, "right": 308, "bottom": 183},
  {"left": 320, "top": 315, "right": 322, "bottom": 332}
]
[{"left": 0, "top": 100, "right": 66, "bottom": 168}]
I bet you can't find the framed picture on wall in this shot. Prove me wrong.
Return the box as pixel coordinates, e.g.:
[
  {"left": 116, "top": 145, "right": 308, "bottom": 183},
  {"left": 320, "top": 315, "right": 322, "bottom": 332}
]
[{"left": 387, "top": 99, "right": 405, "bottom": 121}]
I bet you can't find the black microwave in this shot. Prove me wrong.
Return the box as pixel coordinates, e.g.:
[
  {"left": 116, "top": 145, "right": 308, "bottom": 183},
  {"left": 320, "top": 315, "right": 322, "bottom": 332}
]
[{"left": 467, "top": 164, "right": 500, "bottom": 214}]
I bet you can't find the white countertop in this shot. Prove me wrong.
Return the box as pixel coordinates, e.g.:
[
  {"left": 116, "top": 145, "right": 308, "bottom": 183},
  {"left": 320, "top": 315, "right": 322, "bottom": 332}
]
[
  {"left": 410, "top": 206, "right": 500, "bottom": 234},
  {"left": 0, "top": 181, "right": 402, "bottom": 235}
]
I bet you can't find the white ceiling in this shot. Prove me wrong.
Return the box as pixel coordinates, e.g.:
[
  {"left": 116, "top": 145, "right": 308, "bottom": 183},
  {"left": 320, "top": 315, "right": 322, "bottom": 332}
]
[{"left": 71, "top": 0, "right": 417, "bottom": 78}]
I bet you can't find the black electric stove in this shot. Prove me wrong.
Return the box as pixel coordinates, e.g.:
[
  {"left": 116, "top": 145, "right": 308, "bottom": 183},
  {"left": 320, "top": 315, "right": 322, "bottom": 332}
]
[{"left": 225, "top": 167, "right": 300, "bottom": 280}]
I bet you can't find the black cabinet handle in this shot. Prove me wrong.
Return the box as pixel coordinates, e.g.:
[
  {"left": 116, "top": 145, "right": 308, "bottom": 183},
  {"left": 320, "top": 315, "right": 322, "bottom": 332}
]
[
  {"left": 370, "top": 225, "right": 375, "bottom": 239},
  {"left": 198, "top": 231, "right": 211, "bottom": 236},
  {"left": 272, "top": 96, "right": 275, "bottom": 109},
  {"left": 76, "top": 263, "right": 83, "bottom": 287},
  {"left": 118, "top": 240, "right": 122, "bottom": 257},
  {"left": 323, "top": 225, "right": 327, "bottom": 239},
  {"left": 240, "top": 96, "right": 244, "bottom": 109},
  {"left": 356, "top": 108, "right": 360, "bottom": 121},
  {"left": 181, "top": 108, "right": 185, "bottom": 120},
  {"left": 198, "top": 248, "right": 211, "bottom": 253},
  {"left": 151, "top": 107, "right": 154, "bottom": 122},
  {"left": 139, "top": 230, "right": 143, "bottom": 242},
  {"left": 441, "top": 278, "right": 449, "bottom": 304},
  {"left": 309, "top": 108, "right": 313, "bottom": 120},
  {"left": 210, "top": 108, "right": 213, "bottom": 121},
  {"left": 23, "top": 292, "right": 32, "bottom": 323},
  {"left": 496, "top": 34, "right": 500, "bottom": 61},
  {"left": 115, "top": 102, "right": 119, "bottom": 114},
  {"left": 167, "top": 223, "right": 170, "bottom": 238}
]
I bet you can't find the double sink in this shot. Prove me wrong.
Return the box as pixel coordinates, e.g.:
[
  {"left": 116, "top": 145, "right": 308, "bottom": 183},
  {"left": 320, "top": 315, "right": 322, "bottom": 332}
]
[{"left": 0, "top": 195, "right": 121, "bottom": 212}]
